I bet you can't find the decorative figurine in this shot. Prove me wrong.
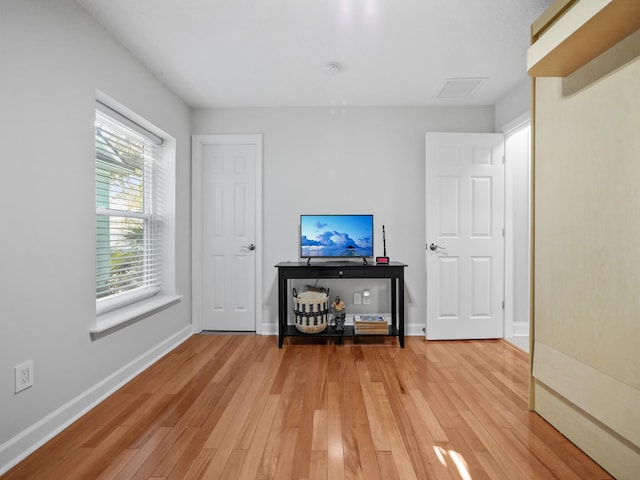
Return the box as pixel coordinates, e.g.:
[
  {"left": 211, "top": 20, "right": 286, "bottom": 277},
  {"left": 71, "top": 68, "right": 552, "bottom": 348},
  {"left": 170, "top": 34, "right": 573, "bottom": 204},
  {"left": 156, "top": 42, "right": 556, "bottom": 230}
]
[{"left": 332, "top": 296, "right": 346, "bottom": 332}]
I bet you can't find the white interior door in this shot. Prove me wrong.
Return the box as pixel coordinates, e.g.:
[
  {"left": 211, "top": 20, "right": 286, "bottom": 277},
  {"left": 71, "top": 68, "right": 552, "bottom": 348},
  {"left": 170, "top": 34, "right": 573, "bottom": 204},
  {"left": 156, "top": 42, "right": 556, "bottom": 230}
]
[
  {"left": 192, "top": 135, "right": 262, "bottom": 332},
  {"left": 426, "top": 132, "right": 505, "bottom": 340}
]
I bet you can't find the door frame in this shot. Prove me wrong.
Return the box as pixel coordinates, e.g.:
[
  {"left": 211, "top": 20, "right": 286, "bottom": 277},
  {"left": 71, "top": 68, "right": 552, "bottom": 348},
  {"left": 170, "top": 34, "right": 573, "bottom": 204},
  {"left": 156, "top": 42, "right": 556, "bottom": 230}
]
[
  {"left": 501, "top": 117, "right": 532, "bottom": 348},
  {"left": 191, "top": 134, "right": 263, "bottom": 334}
]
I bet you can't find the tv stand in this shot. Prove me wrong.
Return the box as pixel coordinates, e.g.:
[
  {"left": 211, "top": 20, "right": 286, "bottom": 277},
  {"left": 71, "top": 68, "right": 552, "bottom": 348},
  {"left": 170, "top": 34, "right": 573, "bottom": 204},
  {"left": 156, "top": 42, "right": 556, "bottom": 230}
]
[{"left": 275, "top": 261, "right": 407, "bottom": 348}]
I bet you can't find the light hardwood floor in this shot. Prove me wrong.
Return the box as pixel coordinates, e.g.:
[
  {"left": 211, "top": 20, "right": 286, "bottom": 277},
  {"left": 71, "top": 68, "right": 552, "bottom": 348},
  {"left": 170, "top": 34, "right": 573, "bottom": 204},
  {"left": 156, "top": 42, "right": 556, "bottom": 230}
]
[{"left": 2, "top": 335, "right": 613, "bottom": 479}]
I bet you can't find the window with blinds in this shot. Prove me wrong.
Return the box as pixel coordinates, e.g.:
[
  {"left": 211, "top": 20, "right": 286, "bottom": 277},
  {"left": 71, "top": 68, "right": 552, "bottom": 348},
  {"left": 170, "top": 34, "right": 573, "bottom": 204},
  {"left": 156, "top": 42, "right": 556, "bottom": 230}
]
[{"left": 95, "top": 107, "right": 162, "bottom": 311}]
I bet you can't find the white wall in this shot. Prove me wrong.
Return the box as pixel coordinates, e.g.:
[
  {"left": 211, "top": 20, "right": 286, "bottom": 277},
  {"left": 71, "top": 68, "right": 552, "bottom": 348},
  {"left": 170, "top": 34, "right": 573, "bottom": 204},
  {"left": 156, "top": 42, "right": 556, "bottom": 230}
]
[
  {"left": 0, "top": 0, "right": 192, "bottom": 471},
  {"left": 495, "top": 78, "right": 531, "bottom": 132},
  {"left": 192, "top": 106, "right": 495, "bottom": 333}
]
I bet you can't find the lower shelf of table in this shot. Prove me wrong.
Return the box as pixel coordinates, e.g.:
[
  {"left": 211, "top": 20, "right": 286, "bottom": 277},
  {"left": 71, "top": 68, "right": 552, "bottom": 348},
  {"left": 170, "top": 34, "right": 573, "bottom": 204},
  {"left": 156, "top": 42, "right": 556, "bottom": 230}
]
[{"left": 283, "top": 324, "right": 399, "bottom": 338}]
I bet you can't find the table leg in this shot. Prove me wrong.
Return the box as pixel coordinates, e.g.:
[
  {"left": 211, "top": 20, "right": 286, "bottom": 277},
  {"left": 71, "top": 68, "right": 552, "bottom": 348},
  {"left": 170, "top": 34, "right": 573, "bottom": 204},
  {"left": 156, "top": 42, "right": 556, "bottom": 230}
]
[
  {"left": 398, "top": 275, "right": 405, "bottom": 348},
  {"left": 390, "top": 277, "right": 397, "bottom": 333},
  {"left": 278, "top": 272, "right": 286, "bottom": 348}
]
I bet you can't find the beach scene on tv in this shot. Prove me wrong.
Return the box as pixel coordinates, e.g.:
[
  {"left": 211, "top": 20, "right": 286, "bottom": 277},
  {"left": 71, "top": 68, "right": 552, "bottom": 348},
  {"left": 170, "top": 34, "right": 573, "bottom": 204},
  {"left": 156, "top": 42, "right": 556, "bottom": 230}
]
[{"left": 300, "top": 215, "right": 373, "bottom": 258}]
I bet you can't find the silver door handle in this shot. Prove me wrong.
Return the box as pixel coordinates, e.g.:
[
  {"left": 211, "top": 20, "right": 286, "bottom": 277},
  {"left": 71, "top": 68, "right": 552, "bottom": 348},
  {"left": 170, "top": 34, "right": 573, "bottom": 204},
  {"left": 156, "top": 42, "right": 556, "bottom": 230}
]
[
  {"left": 242, "top": 244, "right": 256, "bottom": 251},
  {"left": 428, "top": 243, "right": 446, "bottom": 251}
]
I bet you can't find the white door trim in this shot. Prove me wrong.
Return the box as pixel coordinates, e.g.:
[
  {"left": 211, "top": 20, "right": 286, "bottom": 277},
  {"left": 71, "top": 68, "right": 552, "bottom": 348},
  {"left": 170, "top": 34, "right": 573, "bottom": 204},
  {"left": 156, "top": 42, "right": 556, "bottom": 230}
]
[
  {"left": 503, "top": 122, "right": 531, "bottom": 344},
  {"left": 191, "top": 134, "right": 263, "bottom": 334}
]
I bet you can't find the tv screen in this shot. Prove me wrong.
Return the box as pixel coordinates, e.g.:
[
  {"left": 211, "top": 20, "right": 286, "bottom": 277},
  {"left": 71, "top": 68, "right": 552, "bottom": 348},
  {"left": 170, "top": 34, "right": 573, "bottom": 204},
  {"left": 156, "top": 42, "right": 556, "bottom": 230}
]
[{"left": 300, "top": 214, "right": 374, "bottom": 258}]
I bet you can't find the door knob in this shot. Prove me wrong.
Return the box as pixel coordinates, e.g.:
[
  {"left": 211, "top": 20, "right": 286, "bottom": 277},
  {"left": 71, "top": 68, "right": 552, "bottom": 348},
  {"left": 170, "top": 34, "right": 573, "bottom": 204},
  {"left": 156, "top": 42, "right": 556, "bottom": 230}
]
[
  {"left": 428, "top": 243, "right": 446, "bottom": 251},
  {"left": 242, "top": 243, "right": 256, "bottom": 251}
]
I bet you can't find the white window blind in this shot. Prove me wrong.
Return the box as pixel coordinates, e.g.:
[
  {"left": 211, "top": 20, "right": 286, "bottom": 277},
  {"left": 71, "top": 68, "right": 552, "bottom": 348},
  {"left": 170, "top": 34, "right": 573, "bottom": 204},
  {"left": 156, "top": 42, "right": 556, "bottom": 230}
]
[{"left": 95, "top": 108, "right": 162, "bottom": 311}]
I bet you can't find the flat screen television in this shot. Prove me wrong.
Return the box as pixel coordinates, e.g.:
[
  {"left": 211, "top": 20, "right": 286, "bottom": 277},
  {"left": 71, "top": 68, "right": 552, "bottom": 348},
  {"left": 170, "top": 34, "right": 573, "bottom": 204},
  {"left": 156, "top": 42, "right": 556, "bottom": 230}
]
[{"left": 300, "top": 214, "right": 374, "bottom": 259}]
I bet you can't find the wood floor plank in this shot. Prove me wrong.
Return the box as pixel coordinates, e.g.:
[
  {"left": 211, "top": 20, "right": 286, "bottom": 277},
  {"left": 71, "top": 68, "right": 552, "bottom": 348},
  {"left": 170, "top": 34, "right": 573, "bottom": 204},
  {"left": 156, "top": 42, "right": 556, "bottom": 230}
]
[
  {"left": 375, "top": 350, "right": 449, "bottom": 480},
  {"left": 149, "top": 426, "right": 200, "bottom": 478},
  {"left": 474, "top": 449, "right": 512, "bottom": 480},
  {"left": 407, "top": 388, "right": 449, "bottom": 443},
  {"left": 354, "top": 361, "right": 390, "bottom": 452},
  {"left": 203, "top": 361, "right": 280, "bottom": 476},
  {"left": 291, "top": 346, "right": 326, "bottom": 479},
  {"left": 309, "top": 450, "right": 327, "bottom": 480},
  {"left": 162, "top": 382, "right": 235, "bottom": 479},
  {"left": 96, "top": 448, "right": 138, "bottom": 480},
  {"left": 326, "top": 381, "right": 345, "bottom": 480},
  {"left": 114, "top": 426, "right": 172, "bottom": 479},
  {"left": 354, "top": 422, "right": 382, "bottom": 480},
  {"left": 179, "top": 448, "right": 216, "bottom": 480},
  {"left": 459, "top": 409, "right": 550, "bottom": 480},
  {"left": 442, "top": 426, "right": 492, "bottom": 480},
  {"left": 368, "top": 385, "right": 420, "bottom": 480},
  {"left": 234, "top": 353, "right": 284, "bottom": 451},
  {"left": 310, "top": 408, "right": 328, "bottom": 452},
  {"left": 1, "top": 336, "right": 615, "bottom": 480},
  {"left": 6, "top": 417, "right": 101, "bottom": 479},
  {"left": 219, "top": 449, "right": 246, "bottom": 480},
  {"left": 235, "top": 394, "right": 280, "bottom": 480},
  {"left": 81, "top": 393, "right": 152, "bottom": 447},
  {"left": 375, "top": 451, "right": 400, "bottom": 480},
  {"left": 255, "top": 349, "right": 303, "bottom": 479},
  {"left": 271, "top": 425, "right": 298, "bottom": 480}
]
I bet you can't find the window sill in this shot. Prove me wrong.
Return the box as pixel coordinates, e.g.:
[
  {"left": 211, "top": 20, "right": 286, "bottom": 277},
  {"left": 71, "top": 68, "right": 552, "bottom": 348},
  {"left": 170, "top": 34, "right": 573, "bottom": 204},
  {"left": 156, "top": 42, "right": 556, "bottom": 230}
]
[{"left": 91, "top": 294, "right": 182, "bottom": 339}]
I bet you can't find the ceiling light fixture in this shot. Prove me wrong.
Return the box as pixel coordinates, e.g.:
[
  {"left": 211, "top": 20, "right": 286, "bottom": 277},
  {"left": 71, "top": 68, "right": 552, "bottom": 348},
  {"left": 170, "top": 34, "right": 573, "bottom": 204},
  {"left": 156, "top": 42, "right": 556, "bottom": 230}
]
[{"left": 324, "top": 62, "right": 341, "bottom": 76}]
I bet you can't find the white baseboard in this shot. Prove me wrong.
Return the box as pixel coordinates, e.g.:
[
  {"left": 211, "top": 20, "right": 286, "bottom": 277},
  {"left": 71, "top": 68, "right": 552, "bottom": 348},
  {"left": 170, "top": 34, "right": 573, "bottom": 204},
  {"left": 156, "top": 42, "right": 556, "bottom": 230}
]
[
  {"left": 261, "top": 323, "right": 279, "bottom": 335},
  {"left": 0, "top": 325, "right": 192, "bottom": 475},
  {"left": 512, "top": 322, "right": 530, "bottom": 337},
  {"left": 405, "top": 323, "right": 427, "bottom": 336}
]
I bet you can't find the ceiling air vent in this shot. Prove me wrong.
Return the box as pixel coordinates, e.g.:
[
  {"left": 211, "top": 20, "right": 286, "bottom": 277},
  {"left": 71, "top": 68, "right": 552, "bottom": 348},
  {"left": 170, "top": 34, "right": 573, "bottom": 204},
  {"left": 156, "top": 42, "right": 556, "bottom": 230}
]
[{"left": 437, "top": 78, "right": 486, "bottom": 98}]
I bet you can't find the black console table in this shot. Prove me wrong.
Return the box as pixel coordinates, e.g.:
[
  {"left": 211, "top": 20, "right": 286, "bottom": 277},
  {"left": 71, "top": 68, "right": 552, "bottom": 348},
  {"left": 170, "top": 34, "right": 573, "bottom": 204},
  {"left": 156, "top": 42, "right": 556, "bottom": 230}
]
[{"left": 276, "top": 261, "right": 407, "bottom": 348}]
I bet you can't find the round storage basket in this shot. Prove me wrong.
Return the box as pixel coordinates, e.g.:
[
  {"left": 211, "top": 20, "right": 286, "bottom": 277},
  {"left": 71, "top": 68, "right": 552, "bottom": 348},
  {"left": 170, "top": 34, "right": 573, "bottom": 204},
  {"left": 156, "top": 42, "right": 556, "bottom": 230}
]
[{"left": 292, "top": 289, "right": 329, "bottom": 334}]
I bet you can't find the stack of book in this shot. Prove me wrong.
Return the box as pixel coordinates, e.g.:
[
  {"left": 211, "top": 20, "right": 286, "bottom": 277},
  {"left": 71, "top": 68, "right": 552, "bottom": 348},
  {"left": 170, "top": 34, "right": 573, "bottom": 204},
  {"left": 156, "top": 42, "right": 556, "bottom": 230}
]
[{"left": 354, "top": 315, "right": 389, "bottom": 335}]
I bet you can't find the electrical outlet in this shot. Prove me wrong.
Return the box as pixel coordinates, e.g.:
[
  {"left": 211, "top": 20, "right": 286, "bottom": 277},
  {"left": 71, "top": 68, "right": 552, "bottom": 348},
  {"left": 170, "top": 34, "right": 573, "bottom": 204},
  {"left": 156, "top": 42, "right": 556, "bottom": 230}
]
[
  {"left": 15, "top": 360, "right": 34, "bottom": 394},
  {"left": 363, "top": 289, "right": 371, "bottom": 305}
]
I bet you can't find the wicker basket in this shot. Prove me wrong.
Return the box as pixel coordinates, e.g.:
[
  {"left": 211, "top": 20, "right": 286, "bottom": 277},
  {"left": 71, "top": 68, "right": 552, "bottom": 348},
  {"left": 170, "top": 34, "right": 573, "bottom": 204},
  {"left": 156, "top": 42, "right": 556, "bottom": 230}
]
[{"left": 292, "top": 288, "right": 329, "bottom": 334}]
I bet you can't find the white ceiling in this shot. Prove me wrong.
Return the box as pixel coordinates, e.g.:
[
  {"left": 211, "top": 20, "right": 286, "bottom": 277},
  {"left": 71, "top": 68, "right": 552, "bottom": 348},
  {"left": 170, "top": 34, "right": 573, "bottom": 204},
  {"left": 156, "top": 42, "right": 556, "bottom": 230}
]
[{"left": 76, "top": 0, "right": 553, "bottom": 108}]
